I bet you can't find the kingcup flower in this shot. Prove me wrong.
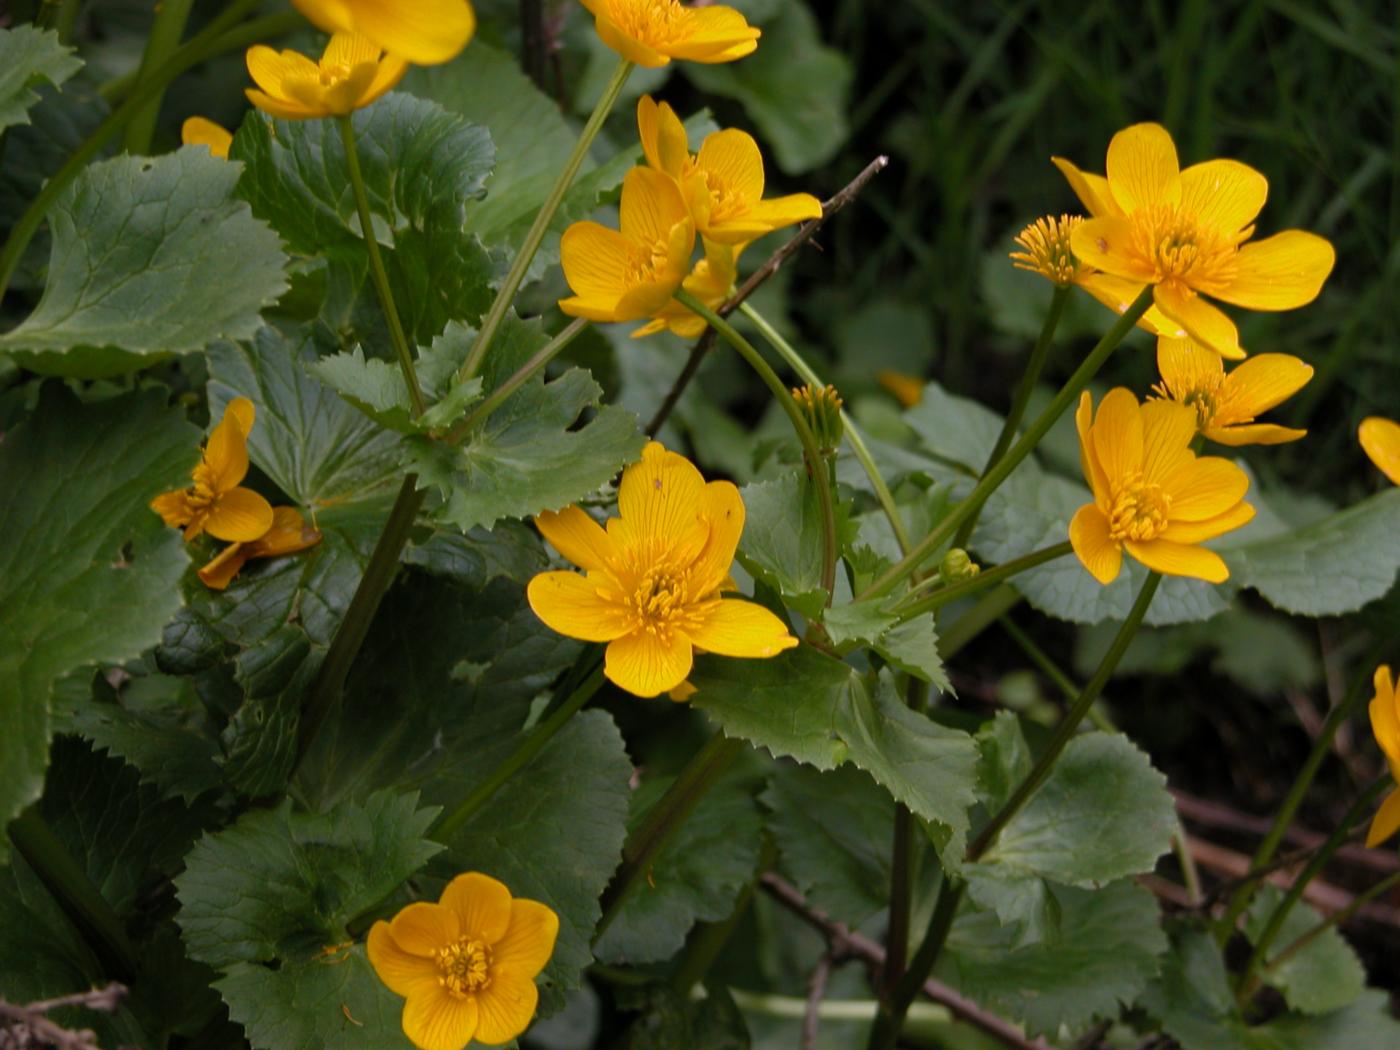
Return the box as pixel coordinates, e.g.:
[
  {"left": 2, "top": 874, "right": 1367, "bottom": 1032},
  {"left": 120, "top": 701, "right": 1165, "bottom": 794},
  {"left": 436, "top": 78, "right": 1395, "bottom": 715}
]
[
  {"left": 1360, "top": 417, "right": 1400, "bottom": 486},
  {"left": 291, "top": 0, "right": 476, "bottom": 66},
  {"left": 245, "top": 32, "right": 406, "bottom": 120},
  {"left": 151, "top": 397, "right": 275, "bottom": 543},
  {"left": 527, "top": 442, "right": 798, "bottom": 697},
  {"left": 367, "top": 872, "right": 558, "bottom": 1050},
  {"left": 1367, "top": 666, "right": 1400, "bottom": 848},
  {"left": 581, "top": 0, "right": 760, "bottom": 67},
  {"left": 1070, "top": 388, "right": 1255, "bottom": 585},
  {"left": 1152, "top": 336, "right": 1312, "bottom": 446},
  {"left": 637, "top": 96, "right": 822, "bottom": 244},
  {"left": 877, "top": 370, "right": 925, "bottom": 408},
  {"left": 198, "top": 507, "right": 323, "bottom": 591},
  {"left": 1055, "top": 123, "right": 1336, "bottom": 359},
  {"left": 630, "top": 239, "right": 739, "bottom": 339},
  {"left": 181, "top": 117, "right": 232, "bottom": 159},
  {"left": 558, "top": 167, "right": 695, "bottom": 323}
]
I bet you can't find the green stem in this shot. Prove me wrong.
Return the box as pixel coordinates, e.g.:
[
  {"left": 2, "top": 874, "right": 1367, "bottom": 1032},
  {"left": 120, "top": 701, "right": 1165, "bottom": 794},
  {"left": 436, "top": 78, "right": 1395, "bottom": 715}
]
[
  {"left": 431, "top": 666, "right": 605, "bottom": 842},
  {"left": 884, "top": 679, "right": 928, "bottom": 997},
  {"left": 867, "top": 878, "right": 962, "bottom": 1050},
  {"left": 952, "top": 284, "right": 1069, "bottom": 549},
  {"left": 0, "top": 0, "right": 282, "bottom": 302},
  {"left": 1266, "top": 868, "right": 1400, "bottom": 973},
  {"left": 8, "top": 809, "right": 138, "bottom": 981},
  {"left": 123, "top": 0, "right": 195, "bottom": 155},
  {"left": 938, "top": 586, "right": 1021, "bottom": 659},
  {"left": 595, "top": 733, "right": 743, "bottom": 941},
  {"left": 458, "top": 57, "right": 633, "bottom": 382},
  {"left": 1235, "top": 777, "right": 1391, "bottom": 1005},
  {"left": 670, "top": 839, "right": 773, "bottom": 994},
  {"left": 444, "top": 318, "right": 589, "bottom": 443},
  {"left": 296, "top": 475, "right": 425, "bottom": 763},
  {"left": 892, "top": 542, "right": 1073, "bottom": 620},
  {"left": 860, "top": 286, "right": 1154, "bottom": 601},
  {"left": 1217, "top": 644, "right": 1385, "bottom": 941},
  {"left": 338, "top": 115, "right": 425, "bottom": 417},
  {"left": 36, "top": 0, "right": 79, "bottom": 39},
  {"left": 738, "top": 301, "right": 912, "bottom": 556},
  {"left": 677, "top": 289, "right": 838, "bottom": 600}
]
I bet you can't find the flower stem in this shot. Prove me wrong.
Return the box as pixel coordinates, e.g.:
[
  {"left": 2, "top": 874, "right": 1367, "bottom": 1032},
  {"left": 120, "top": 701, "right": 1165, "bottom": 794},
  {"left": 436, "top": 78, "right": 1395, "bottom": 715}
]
[
  {"left": 1265, "top": 868, "right": 1400, "bottom": 973},
  {"left": 859, "top": 286, "right": 1154, "bottom": 601},
  {"left": 458, "top": 57, "right": 634, "bottom": 383},
  {"left": 337, "top": 115, "right": 425, "bottom": 418},
  {"left": 884, "top": 678, "right": 928, "bottom": 996},
  {"left": 738, "top": 301, "right": 912, "bottom": 556},
  {"left": 595, "top": 733, "right": 743, "bottom": 941},
  {"left": 677, "top": 289, "right": 839, "bottom": 600},
  {"left": 122, "top": 0, "right": 195, "bottom": 155},
  {"left": 892, "top": 541, "right": 1073, "bottom": 620},
  {"left": 951, "top": 284, "right": 1069, "bottom": 549},
  {"left": 867, "top": 878, "right": 962, "bottom": 1050},
  {"left": 35, "top": 0, "right": 79, "bottom": 39},
  {"left": 431, "top": 665, "right": 606, "bottom": 842}
]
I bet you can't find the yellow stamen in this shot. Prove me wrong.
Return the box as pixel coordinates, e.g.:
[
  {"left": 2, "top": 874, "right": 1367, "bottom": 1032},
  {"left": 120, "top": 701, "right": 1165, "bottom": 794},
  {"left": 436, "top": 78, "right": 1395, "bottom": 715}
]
[
  {"left": 1010, "top": 214, "right": 1083, "bottom": 285},
  {"left": 1107, "top": 475, "right": 1172, "bottom": 542},
  {"left": 1127, "top": 205, "right": 1238, "bottom": 286},
  {"left": 435, "top": 938, "right": 492, "bottom": 998}
]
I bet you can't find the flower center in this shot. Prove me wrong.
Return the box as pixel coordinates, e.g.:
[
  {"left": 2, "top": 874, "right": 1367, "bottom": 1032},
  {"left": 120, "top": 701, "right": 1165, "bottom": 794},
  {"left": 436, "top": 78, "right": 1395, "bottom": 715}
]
[
  {"left": 625, "top": 236, "right": 675, "bottom": 288},
  {"left": 1152, "top": 377, "right": 1221, "bottom": 431},
  {"left": 700, "top": 169, "right": 747, "bottom": 223},
  {"left": 320, "top": 62, "right": 353, "bottom": 86},
  {"left": 435, "top": 938, "right": 492, "bottom": 999},
  {"left": 1011, "top": 214, "right": 1083, "bottom": 285},
  {"left": 1128, "top": 205, "right": 1238, "bottom": 287},
  {"left": 609, "top": 0, "right": 688, "bottom": 40},
  {"left": 1108, "top": 475, "right": 1172, "bottom": 542}
]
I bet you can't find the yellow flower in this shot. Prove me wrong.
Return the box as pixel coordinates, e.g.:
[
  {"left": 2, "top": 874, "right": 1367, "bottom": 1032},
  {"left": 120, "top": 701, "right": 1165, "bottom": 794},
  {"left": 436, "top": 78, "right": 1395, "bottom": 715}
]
[
  {"left": 245, "top": 32, "right": 407, "bottom": 121},
  {"left": 181, "top": 117, "right": 232, "bottom": 159},
  {"left": 1367, "top": 666, "right": 1400, "bottom": 848},
  {"left": 291, "top": 0, "right": 476, "bottom": 66},
  {"left": 367, "top": 872, "right": 558, "bottom": 1050},
  {"left": 197, "top": 507, "right": 323, "bottom": 591},
  {"left": 150, "top": 397, "right": 275, "bottom": 543},
  {"left": 637, "top": 96, "right": 822, "bottom": 245},
  {"left": 1360, "top": 417, "right": 1400, "bottom": 486},
  {"left": 527, "top": 442, "right": 798, "bottom": 698},
  {"left": 1151, "top": 336, "right": 1312, "bottom": 446},
  {"left": 581, "top": 0, "right": 760, "bottom": 67},
  {"left": 1055, "top": 123, "right": 1336, "bottom": 360},
  {"left": 1069, "top": 388, "right": 1255, "bottom": 585},
  {"left": 877, "top": 370, "right": 924, "bottom": 408},
  {"left": 631, "top": 238, "right": 739, "bottom": 339},
  {"left": 558, "top": 167, "right": 695, "bottom": 323}
]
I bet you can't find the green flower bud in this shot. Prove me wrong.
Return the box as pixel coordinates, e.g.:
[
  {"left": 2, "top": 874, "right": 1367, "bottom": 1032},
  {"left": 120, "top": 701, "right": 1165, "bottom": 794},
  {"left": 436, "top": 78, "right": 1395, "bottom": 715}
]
[
  {"left": 792, "top": 384, "right": 844, "bottom": 456},
  {"left": 940, "top": 548, "right": 979, "bottom": 584}
]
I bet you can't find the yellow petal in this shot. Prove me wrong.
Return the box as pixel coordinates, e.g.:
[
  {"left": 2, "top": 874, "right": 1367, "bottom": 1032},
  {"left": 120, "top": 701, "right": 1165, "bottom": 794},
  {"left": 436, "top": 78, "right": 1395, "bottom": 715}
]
[
  {"left": 1216, "top": 353, "right": 1313, "bottom": 423},
  {"left": 1089, "top": 388, "right": 1144, "bottom": 489},
  {"left": 1071, "top": 217, "right": 1156, "bottom": 283},
  {"left": 637, "top": 96, "right": 690, "bottom": 178},
  {"left": 182, "top": 117, "right": 233, "bottom": 159},
  {"left": 535, "top": 506, "right": 615, "bottom": 572},
  {"left": 559, "top": 221, "right": 633, "bottom": 305},
  {"left": 245, "top": 507, "right": 322, "bottom": 558},
  {"left": 1075, "top": 391, "right": 1109, "bottom": 502},
  {"left": 617, "top": 442, "right": 706, "bottom": 545},
  {"left": 664, "top": 6, "right": 761, "bottom": 62},
  {"left": 150, "top": 489, "right": 195, "bottom": 529},
  {"left": 367, "top": 921, "right": 441, "bottom": 998},
  {"left": 1105, "top": 122, "right": 1181, "bottom": 213},
  {"left": 1178, "top": 159, "right": 1268, "bottom": 235},
  {"left": 1204, "top": 423, "right": 1307, "bottom": 447},
  {"left": 1161, "top": 457, "right": 1249, "bottom": 521},
  {"left": 1078, "top": 272, "right": 1183, "bottom": 337},
  {"left": 203, "top": 487, "right": 275, "bottom": 543},
  {"left": 307, "top": 0, "right": 477, "bottom": 66},
  {"left": 290, "top": 0, "right": 357, "bottom": 33},
  {"left": 691, "top": 481, "right": 746, "bottom": 594},
  {"left": 246, "top": 45, "right": 315, "bottom": 96},
  {"left": 492, "top": 899, "right": 559, "bottom": 977},
  {"left": 1153, "top": 281, "right": 1243, "bottom": 360},
  {"left": 439, "top": 872, "right": 513, "bottom": 943},
  {"left": 732, "top": 193, "right": 824, "bottom": 233},
  {"left": 1360, "top": 417, "right": 1400, "bottom": 486},
  {"left": 244, "top": 88, "right": 321, "bottom": 121},
  {"left": 877, "top": 370, "right": 924, "bottom": 408},
  {"left": 1159, "top": 501, "right": 1255, "bottom": 543},
  {"left": 1214, "top": 231, "right": 1336, "bottom": 311},
  {"left": 204, "top": 405, "right": 253, "bottom": 493},
  {"left": 619, "top": 166, "right": 692, "bottom": 246},
  {"left": 593, "top": 15, "right": 672, "bottom": 67},
  {"left": 359, "top": 53, "right": 409, "bottom": 108},
  {"left": 695, "top": 129, "right": 766, "bottom": 207},
  {"left": 224, "top": 396, "right": 256, "bottom": 437},
  {"left": 688, "top": 599, "right": 797, "bottom": 658},
  {"left": 402, "top": 985, "right": 480, "bottom": 1050},
  {"left": 385, "top": 901, "right": 460, "bottom": 956},
  {"left": 472, "top": 970, "right": 539, "bottom": 1045},
  {"left": 197, "top": 544, "right": 251, "bottom": 591},
  {"left": 1050, "top": 156, "right": 1121, "bottom": 218},
  {"left": 1069, "top": 504, "right": 1122, "bottom": 585},
  {"left": 322, "top": 30, "right": 381, "bottom": 69},
  {"left": 526, "top": 572, "right": 633, "bottom": 642},
  {"left": 1156, "top": 336, "right": 1223, "bottom": 404},
  {"left": 1367, "top": 788, "right": 1400, "bottom": 849},
  {"left": 1370, "top": 666, "right": 1400, "bottom": 768},
  {"left": 605, "top": 630, "right": 693, "bottom": 698},
  {"left": 668, "top": 680, "right": 698, "bottom": 703},
  {"left": 1139, "top": 399, "right": 1197, "bottom": 486},
  {"left": 1124, "top": 538, "right": 1228, "bottom": 583},
  {"left": 637, "top": 95, "right": 663, "bottom": 172}
]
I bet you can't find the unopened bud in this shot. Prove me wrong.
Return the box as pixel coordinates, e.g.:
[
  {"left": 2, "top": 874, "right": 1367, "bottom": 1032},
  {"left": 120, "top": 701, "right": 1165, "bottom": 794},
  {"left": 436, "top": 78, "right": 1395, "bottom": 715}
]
[
  {"left": 792, "top": 384, "right": 844, "bottom": 456},
  {"left": 940, "top": 548, "right": 980, "bottom": 584}
]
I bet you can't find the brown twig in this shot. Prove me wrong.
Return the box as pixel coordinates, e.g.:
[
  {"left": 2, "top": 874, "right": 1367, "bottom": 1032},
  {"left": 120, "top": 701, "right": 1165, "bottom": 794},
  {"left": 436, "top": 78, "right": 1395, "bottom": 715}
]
[
  {"left": 802, "top": 952, "right": 835, "bottom": 1050},
  {"left": 0, "top": 984, "right": 125, "bottom": 1050},
  {"left": 645, "top": 155, "right": 890, "bottom": 437},
  {"left": 761, "top": 873, "right": 1052, "bottom": 1050}
]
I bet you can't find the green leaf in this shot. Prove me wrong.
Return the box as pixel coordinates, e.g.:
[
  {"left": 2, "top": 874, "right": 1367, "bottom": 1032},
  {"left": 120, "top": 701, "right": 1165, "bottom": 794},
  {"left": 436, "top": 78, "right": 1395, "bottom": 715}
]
[
  {"left": 0, "top": 151, "right": 289, "bottom": 378},
  {"left": 595, "top": 773, "right": 764, "bottom": 965},
  {"left": 621, "top": 982, "right": 752, "bottom": 1050},
  {"left": 0, "top": 385, "right": 194, "bottom": 856},
  {"left": 402, "top": 520, "right": 547, "bottom": 589},
  {"left": 176, "top": 790, "right": 442, "bottom": 970},
  {"left": 762, "top": 764, "right": 894, "bottom": 928},
  {"left": 1244, "top": 885, "right": 1366, "bottom": 1015},
  {"left": 738, "top": 469, "right": 848, "bottom": 620},
  {"left": 961, "top": 863, "right": 1062, "bottom": 950},
  {"left": 974, "top": 710, "right": 1033, "bottom": 815},
  {"left": 824, "top": 599, "right": 951, "bottom": 691},
  {"left": 941, "top": 879, "right": 1167, "bottom": 1036},
  {"left": 425, "top": 711, "right": 631, "bottom": 1015},
  {"left": 407, "top": 315, "right": 645, "bottom": 532},
  {"left": 0, "top": 25, "right": 82, "bottom": 135},
  {"left": 309, "top": 348, "right": 483, "bottom": 435},
  {"left": 983, "top": 731, "right": 1176, "bottom": 888},
  {"left": 684, "top": 3, "right": 851, "bottom": 174}
]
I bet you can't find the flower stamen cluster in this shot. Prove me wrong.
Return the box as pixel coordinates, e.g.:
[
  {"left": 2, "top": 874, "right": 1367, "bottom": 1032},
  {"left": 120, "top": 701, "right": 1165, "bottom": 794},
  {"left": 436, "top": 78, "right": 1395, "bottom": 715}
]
[{"left": 1010, "top": 214, "right": 1085, "bottom": 286}]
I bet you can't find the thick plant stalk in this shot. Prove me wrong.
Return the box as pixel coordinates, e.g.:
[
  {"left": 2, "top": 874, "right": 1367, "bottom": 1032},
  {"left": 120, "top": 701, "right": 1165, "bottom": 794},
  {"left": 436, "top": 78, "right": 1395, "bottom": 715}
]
[
  {"left": 893, "top": 542, "right": 1073, "bottom": 620},
  {"left": 123, "top": 0, "right": 195, "bottom": 154}
]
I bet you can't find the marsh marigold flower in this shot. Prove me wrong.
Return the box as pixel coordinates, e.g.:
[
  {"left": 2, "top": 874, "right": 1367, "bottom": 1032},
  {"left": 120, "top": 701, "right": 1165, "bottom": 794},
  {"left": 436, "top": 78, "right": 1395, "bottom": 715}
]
[
  {"left": 151, "top": 397, "right": 274, "bottom": 543},
  {"left": 198, "top": 507, "right": 323, "bottom": 591},
  {"left": 582, "top": 0, "right": 760, "bottom": 67},
  {"left": 181, "top": 117, "right": 232, "bottom": 159},
  {"left": 638, "top": 96, "right": 822, "bottom": 245},
  {"left": 367, "top": 872, "right": 558, "bottom": 1050},
  {"left": 559, "top": 167, "right": 695, "bottom": 323},
  {"left": 631, "top": 239, "right": 739, "bottom": 339},
  {"left": 877, "top": 370, "right": 924, "bottom": 408},
  {"left": 245, "top": 32, "right": 406, "bottom": 121},
  {"left": 1360, "top": 417, "right": 1400, "bottom": 486},
  {"left": 1054, "top": 123, "right": 1335, "bottom": 360},
  {"left": 527, "top": 442, "right": 798, "bottom": 697},
  {"left": 1070, "top": 388, "right": 1255, "bottom": 585},
  {"left": 1152, "top": 336, "right": 1312, "bottom": 446},
  {"left": 1367, "top": 666, "right": 1400, "bottom": 847},
  {"left": 291, "top": 0, "right": 475, "bottom": 66}
]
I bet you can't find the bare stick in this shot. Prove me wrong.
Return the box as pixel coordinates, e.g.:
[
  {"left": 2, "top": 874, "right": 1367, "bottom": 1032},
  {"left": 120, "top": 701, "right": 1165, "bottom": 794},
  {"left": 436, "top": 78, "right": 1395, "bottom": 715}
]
[{"left": 802, "top": 953, "right": 835, "bottom": 1050}]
